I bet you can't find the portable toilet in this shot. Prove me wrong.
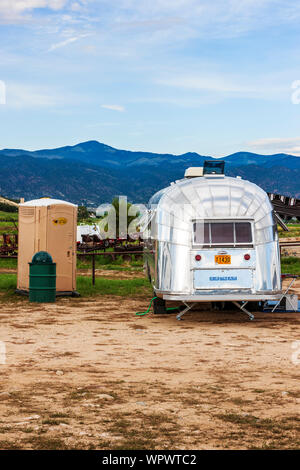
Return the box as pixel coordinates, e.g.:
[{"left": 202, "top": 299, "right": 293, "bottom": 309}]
[{"left": 17, "top": 198, "right": 78, "bottom": 295}]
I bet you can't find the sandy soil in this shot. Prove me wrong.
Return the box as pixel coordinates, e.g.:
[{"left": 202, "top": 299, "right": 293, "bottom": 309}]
[
  {"left": 0, "top": 268, "right": 145, "bottom": 279},
  {"left": 78, "top": 268, "right": 145, "bottom": 279},
  {"left": 280, "top": 237, "right": 300, "bottom": 257},
  {"left": 0, "top": 268, "right": 17, "bottom": 275},
  {"left": 283, "top": 278, "right": 300, "bottom": 294},
  {"left": 0, "top": 281, "right": 299, "bottom": 451}
]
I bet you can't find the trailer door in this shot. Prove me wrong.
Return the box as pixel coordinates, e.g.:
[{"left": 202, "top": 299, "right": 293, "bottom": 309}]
[{"left": 192, "top": 220, "right": 255, "bottom": 290}]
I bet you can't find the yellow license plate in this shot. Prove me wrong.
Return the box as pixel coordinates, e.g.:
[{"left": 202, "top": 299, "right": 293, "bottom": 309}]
[{"left": 215, "top": 255, "right": 231, "bottom": 264}]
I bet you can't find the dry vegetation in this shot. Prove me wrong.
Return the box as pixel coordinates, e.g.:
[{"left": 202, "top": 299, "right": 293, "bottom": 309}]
[{"left": 0, "top": 285, "right": 299, "bottom": 450}]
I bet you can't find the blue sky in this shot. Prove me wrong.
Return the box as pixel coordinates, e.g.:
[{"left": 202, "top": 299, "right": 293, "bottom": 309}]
[{"left": 1, "top": 0, "right": 300, "bottom": 156}]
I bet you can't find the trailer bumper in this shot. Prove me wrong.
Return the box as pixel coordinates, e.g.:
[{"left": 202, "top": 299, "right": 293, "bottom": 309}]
[{"left": 161, "top": 292, "right": 282, "bottom": 302}]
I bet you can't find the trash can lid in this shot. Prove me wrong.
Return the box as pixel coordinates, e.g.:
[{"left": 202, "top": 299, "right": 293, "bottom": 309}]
[{"left": 31, "top": 251, "right": 54, "bottom": 264}]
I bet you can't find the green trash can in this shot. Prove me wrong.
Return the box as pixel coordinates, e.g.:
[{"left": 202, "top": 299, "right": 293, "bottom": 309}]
[{"left": 29, "top": 251, "right": 56, "bottom": 303}]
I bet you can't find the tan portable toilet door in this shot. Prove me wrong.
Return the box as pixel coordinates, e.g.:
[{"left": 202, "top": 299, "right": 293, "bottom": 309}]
[
  {"left": 47, "top": 204, "right": 76, "bottom": 292},
  {"left": 17, "top": 205, "right": 37, "bottom": 291}
]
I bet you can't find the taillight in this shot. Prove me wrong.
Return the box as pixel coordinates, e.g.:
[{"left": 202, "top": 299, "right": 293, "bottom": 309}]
[
  {"left": 244, "top": 254, "right": 251, "bottom": 260},
  {"left": 195, "top": 255, "right": 201, "bottom": 261}
]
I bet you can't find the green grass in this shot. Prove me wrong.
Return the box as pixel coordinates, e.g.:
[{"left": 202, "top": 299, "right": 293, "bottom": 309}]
[
  {"left": 281, "top": 257, "right": 300, "bottom": 275},
  {"left": 0, "top": 256, "right": 143, "bottom": 271},
  {"left": 0, "top": 211, "right": 18, "bottom": 220},
  {"left": 279, "top": 223, "right": 300, "bottom": 238},
  {"left": 0, "top": 226, "right": 18, "bottom": 237},
  {"left": 0, "top": 257, "right": 17, "bottom": 269},
  {"left": 0, "top": 273, "right": 17, "bottom": 292},
  {"left": 77, "top": 254, "right": 143, "bottom": 270},
  {"left": 0, "top": 274, "right": 19, "bottom": 302},
  {"left": 77, "top": 255, "right": 122, "bottom": 269},
  {"left": 0, "top": 211, "right": 18, "bottom": 235},
  {"left": 0, "top": 273, "right": 151, "bottom": 300},
  {"left": 76, "top": 276, "right": 150, "bottom": 298},
  {"left": 0, "top": 209, "right": 17, "bottom": 244}
]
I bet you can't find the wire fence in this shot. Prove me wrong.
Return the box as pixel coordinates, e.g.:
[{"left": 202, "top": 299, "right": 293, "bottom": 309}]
[{"left": 0, "top": 243, "right": 299, "bottom": 286}]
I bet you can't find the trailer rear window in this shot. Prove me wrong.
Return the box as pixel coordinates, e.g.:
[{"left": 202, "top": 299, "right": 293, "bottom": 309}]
[{"left": 193, "top": 221, "right": 253, "bottom": 247}]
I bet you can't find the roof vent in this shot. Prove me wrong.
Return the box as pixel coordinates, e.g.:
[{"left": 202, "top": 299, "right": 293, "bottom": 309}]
[{"left": 184, "top": 167, "right": 204, "bottom": 178}]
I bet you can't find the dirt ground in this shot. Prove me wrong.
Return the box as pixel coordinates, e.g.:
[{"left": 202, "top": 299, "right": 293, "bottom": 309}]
[
  {"left": 283, "top": 278, "right": 300, "bottom": 294},
  {"left": 0, "top": 268, "right": 145, "bottom": 279},
  {"left": 0, "top": 278, "right": 299, "bottom": 450},
  {"left": 77, "top": 268, "right": 145, "bottom": 279},
  {"left": 280, "top": 237, "right": 300, "bottom": 258}
]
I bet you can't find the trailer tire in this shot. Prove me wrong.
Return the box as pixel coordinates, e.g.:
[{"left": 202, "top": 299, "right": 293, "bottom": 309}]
[{"left": 153, "top": 296, "right": 168, "bottom": 314}]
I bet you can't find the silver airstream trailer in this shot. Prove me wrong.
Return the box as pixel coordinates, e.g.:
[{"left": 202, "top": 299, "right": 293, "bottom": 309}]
[{"left": 144, "top": 161, "right": 283, "bottom": 320}]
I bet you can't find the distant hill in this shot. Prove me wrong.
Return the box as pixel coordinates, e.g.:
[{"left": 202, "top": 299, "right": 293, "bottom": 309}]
[
  {"left": 0, "top": 196, "right": 19, "bottom": 208},
  {"left": 0, "top": 141, "right": 299, "bottom": 204}
]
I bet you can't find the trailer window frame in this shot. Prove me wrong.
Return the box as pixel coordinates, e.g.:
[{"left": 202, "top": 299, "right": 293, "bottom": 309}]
[{"left": 193, "top": 220, "right": 254, "bottom": 248}]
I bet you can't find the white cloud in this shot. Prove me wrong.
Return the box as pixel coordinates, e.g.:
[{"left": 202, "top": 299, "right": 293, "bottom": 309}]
[
  {"left": 86, "top": 122, "right": 121, "bottom": 128},
  {"left": 71, "top": 2, "right": 82, "bottom": 11},
  {"left": 3, "top": 0, "right": 300, "bottom": 56},
  {"left": 101, "top": 104, "right": 125, "bottom": 112},
  {"left": 97, "top": 0, "right": 300, "bottom": 40},
  {"left": 248, "top": 137, "right": 300, "bottom": 155},
  {"left": 48, "top": 36, "right": 79, "bottom": 51},
  {"left": 3, "top": 0, "right": 299, "bottom": 38},
  {"left": 4, "top": 82, "right": 87, "bottom": 108},
  {"left": 155, "top": 72, "right": 286, "bottom": 99},
  {"left": 0, "top": 81, "right": 6, "bottom": 105},
  {"left": 0, "top": 0, "right": 68, "bottom": 23},
  {"left": 156, "top": 75, "right": 256, "bottom": 94},
  {"left": 6, "top": 83, "right": 59, "bottom": 108},
  {"left": 48, "top": 33, "right": 90, "bottom": 51}
]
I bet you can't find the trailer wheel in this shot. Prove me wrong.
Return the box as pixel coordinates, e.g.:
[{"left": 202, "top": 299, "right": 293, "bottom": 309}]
[{"left": 153, "top": 296, "right": 168, "bottom": 314}]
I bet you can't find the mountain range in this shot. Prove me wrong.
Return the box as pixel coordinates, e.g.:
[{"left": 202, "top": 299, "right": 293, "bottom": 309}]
[{"left": 0, "top": 141, "right": 299, "bottom": 205}]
